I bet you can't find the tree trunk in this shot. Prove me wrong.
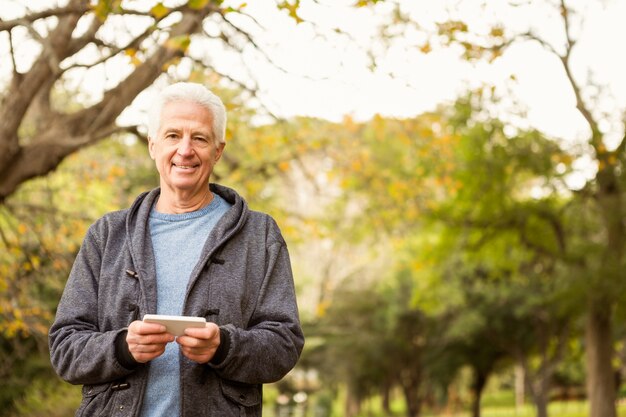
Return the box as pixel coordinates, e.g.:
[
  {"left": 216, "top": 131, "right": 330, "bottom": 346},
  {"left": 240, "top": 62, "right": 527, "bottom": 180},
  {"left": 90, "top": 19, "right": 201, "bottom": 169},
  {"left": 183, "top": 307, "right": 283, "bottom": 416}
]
[
  {"left": 585, "top": 161, "right": 623, "bottom": 417},
  {"left": 402, "top": 387, "right": 420, "bottom": 417},
  {"left": 345, "top": 387, "right": 361, "bottom": 417},
  {"left": 515, "top": 364, "right": 525, "bottom": 409},
  {"left": 586, "top": 300, "right": 617, "bottom": 417},
  {"left": 400, "top": 375, "right": 421, "bottom": 417},
  {"left": 470, "top": 368, "right": 488, "bottom": 417},
  {"left": 528, "top": 376, "right": 550, "bottom": 417},
  {"left": 381, "top": 380, "right": 392, "bottom": 415},
  {"left": 535, "top": 394, "right": 549, "bottom": 417}
]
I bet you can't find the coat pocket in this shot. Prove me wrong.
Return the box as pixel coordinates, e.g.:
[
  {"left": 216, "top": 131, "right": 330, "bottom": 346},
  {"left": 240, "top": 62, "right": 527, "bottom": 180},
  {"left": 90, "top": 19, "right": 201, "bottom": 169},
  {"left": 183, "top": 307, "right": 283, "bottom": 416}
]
[
  {"left": 77, "top": 383, "right": 113, "bottom": 417},
  {"left": 219, "top": 380, "right": 261, "bottom": 417}
]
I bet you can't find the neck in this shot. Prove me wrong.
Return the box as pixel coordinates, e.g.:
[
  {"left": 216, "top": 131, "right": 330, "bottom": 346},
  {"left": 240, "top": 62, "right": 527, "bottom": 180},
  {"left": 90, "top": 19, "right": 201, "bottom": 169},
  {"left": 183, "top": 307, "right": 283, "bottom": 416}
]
[{"left": 155, "top": 186, "right": 214, "bottom": 214}]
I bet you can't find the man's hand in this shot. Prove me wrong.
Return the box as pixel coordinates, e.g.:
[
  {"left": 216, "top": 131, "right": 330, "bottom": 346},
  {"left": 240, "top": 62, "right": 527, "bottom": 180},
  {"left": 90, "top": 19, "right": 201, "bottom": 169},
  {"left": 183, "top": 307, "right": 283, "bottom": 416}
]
[
  {"left": 176, "top": 323, "right": 221, "bottom": 364},
  {"left": 126, "top": 320, "right": 175, "bottom": 363}
]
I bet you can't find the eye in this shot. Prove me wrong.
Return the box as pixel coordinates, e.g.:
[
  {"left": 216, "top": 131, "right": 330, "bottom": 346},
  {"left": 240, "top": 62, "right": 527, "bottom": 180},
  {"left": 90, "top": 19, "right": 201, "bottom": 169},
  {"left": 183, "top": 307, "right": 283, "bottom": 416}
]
[
  {"left": 193, "top": 136, "right": 210, "bottom": 146},
  {"left": 164, "top": 132, "right": 179, "bottom": 141}
]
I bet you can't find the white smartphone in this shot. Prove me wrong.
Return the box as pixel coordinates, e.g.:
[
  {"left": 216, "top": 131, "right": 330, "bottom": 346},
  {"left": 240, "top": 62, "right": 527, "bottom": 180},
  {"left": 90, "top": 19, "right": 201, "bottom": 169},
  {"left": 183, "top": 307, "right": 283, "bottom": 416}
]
[{"left": 143, "top": 314, "right": 207, "bottom": 336}]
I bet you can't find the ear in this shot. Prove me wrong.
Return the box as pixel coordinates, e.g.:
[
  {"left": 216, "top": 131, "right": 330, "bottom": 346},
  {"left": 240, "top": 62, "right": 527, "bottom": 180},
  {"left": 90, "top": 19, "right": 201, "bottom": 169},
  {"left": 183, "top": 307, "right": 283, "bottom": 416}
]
[
  {"left": 148, "top": 137, "right": 156, "bottom": 160},
  {"left": 214, "top": 142, "right": 226, "bottom": 162}
]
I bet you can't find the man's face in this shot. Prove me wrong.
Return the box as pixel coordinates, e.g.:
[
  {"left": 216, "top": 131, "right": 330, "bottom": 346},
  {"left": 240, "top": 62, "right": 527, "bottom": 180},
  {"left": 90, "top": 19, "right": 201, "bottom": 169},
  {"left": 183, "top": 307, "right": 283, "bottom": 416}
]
[{"left": 148, "top": 100, "right": 225, "bottom": 197}]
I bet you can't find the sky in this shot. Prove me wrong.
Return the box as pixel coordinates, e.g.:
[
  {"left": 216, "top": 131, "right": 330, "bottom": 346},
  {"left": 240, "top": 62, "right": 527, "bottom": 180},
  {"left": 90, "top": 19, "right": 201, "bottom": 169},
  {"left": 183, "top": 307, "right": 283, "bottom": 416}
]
[
  {"left": 228, "top": 0, "right": 626, "bottom": 145},
  {"left": 1, "top": 0, "right": 625, "bottom": 147}
]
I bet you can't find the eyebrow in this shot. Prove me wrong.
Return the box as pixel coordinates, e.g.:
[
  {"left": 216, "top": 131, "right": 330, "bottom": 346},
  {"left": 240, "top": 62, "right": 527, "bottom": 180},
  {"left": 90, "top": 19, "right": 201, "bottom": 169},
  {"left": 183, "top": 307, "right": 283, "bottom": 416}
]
[{"left": 162, "top": 127, "right": 212, "bottom": 137}]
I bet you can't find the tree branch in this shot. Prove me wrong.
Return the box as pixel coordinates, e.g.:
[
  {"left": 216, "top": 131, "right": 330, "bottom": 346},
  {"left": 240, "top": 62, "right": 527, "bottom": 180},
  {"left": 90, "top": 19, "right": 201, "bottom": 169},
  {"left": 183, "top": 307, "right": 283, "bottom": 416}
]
[
  {"left": 0, "top": 4, "right": 217, "bottom": 201},
  {"left": 0, "top": 4, "right": 90, "bottom": 32}
]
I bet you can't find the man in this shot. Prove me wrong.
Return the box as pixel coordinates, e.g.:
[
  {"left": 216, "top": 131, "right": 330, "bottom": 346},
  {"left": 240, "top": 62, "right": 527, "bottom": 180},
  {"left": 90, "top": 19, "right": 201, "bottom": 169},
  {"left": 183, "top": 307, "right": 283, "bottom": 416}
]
[{"left": 49, "top": 82, "right": 304, "bottom": 417}]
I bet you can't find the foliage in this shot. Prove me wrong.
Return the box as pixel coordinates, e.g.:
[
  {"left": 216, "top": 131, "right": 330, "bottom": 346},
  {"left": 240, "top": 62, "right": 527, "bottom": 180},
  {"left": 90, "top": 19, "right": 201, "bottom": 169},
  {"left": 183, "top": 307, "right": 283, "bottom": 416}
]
[
  {"left": 311, "top": 90, "right": 604, "bottom": 416},
  {"left": 0, "top": 67, "right": 623, "bottom": 417},
  {"left": 369, "top": 2, "right": 626, "bottom": 413},
  {"left": 0, "top": 136, "right": 154, "bottom": 413},
  {"left": 2, "top": 1, "right": 624, "bottom": 416},
  {"left": 0, "top": 0, "right": 354, "bottom": 201}
]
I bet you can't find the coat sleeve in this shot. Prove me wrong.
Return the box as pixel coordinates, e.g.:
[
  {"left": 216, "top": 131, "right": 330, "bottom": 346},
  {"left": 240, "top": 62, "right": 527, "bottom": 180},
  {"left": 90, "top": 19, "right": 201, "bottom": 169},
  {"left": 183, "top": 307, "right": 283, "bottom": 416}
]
[
  {"left": 48, "top": 224, "right": 137, "bottom": 385},
  {"left": 209, "top": 225, "right": 305, "bottom": 384}
]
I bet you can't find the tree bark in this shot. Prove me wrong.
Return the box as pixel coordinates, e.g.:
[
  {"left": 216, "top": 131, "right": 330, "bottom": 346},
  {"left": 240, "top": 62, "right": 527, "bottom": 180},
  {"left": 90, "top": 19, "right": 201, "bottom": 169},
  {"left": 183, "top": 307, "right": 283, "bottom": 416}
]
[
  {"left": 381, "top": 380, "right": 392, "bottom": 415},
  {"left": 400, "top": 373, "right": 421, "bottom": 417},
  {"left": 515, "top": 364, "right": 525, "bottom": 409},
  {"left": 344, "top": 387, "right": 361, "bottom": 417},
  {"left": 584, "top": 148, "right": 623, "bottom": 417},
  {"left": 527, "top": 375, "right": 550, "bottom": 417},
  {"left": 555, "top": 3, "right": 624, "bottom": 414},
  {"left": 535, "top": 395, "right": 549, "bottom": 417},
  {"left": 586, "top": 299, "right": 617, "bottom": 417},
  {"left": 470, "top": 367, "right": 488, "bottom": 417}
]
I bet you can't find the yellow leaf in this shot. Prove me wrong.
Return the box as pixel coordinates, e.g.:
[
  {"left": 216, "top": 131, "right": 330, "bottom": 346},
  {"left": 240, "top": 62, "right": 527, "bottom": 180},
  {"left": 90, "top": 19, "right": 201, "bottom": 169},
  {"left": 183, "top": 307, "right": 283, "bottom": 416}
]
[
  {"left": 53, "top": 259, "right": 66, "bottom": 271},
  {"left": 489, "top": 26, "right": 504, "bottom": 38},
  {"left": 188, "top": 0, "right": 209, "bottom": 10},
  {"left": 278, "top": 161, "right": 290, "bottom": 172},
  {"left": 92, "top": 0, "right": 121, "bottom": 21},
  {"left": 92, "top": 0, "right": 110, "bottom": 21},
  {"left": 131, "top": 56, "right": 142, "bottom": 67},
  {"left": 277, "top": 1, "right": 303, "bottom": 24},
  {"left": 166, "top": 35, "right": 191, "bottom": 53},
  {"left": 162, "top": 57, "right": 182, "bottom": 71},
  {"left": 17, "top": 223, "right": 28, "bottom": 235},
  {"left": 150, "top": 2, "right": 169, "bottom": 19},
  {"left": 316, "top": 300, "right": 329, "bottom": 318},
  {"left": 31, "top": 256, "right": 41, "bottom": 270}
]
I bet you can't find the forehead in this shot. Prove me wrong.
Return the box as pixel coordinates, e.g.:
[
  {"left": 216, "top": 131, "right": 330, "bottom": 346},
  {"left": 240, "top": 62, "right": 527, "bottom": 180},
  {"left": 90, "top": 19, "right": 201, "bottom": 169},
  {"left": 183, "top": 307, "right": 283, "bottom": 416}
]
[{"left": 159, "top": 100, "right": 213, "bottom": 131}]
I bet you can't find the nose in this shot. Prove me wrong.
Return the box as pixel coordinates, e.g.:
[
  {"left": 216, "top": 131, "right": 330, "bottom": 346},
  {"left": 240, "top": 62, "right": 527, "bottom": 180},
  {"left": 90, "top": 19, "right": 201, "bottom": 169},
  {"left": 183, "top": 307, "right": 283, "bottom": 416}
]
[{"left": 177, "top": 135, "right": 194, "bottom": 157}]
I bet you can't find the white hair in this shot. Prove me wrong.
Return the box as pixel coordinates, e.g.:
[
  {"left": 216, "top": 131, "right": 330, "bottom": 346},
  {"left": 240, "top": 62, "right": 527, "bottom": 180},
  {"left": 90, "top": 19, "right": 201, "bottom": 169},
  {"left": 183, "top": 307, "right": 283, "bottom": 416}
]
[{"left": 147, "top": 82, "right": 227, "bottom": 144}]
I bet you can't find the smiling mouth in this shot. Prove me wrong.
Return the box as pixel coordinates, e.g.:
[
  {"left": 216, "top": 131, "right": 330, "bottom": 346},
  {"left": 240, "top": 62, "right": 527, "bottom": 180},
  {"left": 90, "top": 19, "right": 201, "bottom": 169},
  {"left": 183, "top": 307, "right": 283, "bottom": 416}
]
[{"left": 172, "top": 163, "right": 199, "bottom": 169}]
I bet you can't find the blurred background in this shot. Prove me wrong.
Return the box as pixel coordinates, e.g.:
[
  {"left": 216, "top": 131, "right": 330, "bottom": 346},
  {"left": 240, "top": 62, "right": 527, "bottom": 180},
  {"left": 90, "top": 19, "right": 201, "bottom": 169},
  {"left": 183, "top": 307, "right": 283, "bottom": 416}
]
[{"left": 0, "top": 0, "right": 625, "bottom": 416}]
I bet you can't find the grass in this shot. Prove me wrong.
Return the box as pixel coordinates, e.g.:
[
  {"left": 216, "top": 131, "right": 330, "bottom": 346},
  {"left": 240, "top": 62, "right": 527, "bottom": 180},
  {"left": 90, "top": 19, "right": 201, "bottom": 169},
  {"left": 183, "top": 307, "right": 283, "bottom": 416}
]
[
  {"left": 330, "top": 390, "right": 626, "bottom": 417},
  {"left": 421, "top": 400, "right": 626, "bottom": 417}
]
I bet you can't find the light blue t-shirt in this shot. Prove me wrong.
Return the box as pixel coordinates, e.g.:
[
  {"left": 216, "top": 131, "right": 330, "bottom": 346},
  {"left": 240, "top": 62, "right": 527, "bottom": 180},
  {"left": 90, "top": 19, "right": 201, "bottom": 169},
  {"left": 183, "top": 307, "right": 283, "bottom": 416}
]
[{"left": 139, "top": 193, "right": 231, "bottom": 417}]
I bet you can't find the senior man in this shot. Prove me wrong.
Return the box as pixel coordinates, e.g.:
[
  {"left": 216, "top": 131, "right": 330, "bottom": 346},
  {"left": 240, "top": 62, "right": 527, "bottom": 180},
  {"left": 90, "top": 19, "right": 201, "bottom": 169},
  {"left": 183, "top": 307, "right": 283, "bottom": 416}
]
[{"left": 49, "top": 82, "right": 304, "bottom": 417}]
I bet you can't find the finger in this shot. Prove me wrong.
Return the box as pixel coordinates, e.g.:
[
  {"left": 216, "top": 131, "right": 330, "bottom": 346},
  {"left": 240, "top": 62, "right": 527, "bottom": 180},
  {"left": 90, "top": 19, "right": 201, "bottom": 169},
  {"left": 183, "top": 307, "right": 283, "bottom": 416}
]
[
  {"left": 132, "top": 349, "right": 166, "bottom": 363},
  {"left": 176, "top": 335, "right": 210, "bottom": 351},
  {"left": 127, "top": 332, "right": 175, "bottom": 345},
  {"left": 135, "top": 321, "right": 168, "bottom": 335},
  {"left": 129, "top": 340, "right": 171, "bottom": 352},
  {"left": 179, "top": 346, "right": 215, "bottom": 364},
  {"left": 183, "top": 323, "right": 219, "bottom": 340},
  {"left": 128, "top": 343, "right": 168, "bottom": 363}
]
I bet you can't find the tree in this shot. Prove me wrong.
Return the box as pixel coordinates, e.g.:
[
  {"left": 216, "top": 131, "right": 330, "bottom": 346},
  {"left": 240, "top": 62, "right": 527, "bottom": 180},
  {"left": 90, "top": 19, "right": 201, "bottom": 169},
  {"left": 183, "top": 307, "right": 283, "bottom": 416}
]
[
  {"left": 0, "top": 136, "right": 156, "bottom": 414},
  {"left": 371, "top": 1, "right": 626, "bottom": 415},
  {"left": 0, "top": 0, "right": 341, "bottom": 202},
  {"left": 328, "top": 89, "right": 592, "bottom": 416}
]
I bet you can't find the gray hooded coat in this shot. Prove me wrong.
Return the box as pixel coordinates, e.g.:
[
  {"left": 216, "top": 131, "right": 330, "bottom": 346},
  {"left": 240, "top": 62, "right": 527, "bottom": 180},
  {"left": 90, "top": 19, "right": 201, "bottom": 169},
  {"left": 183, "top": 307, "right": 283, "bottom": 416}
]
[{"left": 49, "top": 184, "right": 304, "bottom": 417}]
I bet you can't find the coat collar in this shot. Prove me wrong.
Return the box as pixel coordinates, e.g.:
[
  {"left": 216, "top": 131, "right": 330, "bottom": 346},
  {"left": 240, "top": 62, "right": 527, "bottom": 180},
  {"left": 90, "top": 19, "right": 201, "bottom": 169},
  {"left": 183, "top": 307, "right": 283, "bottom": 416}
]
[{"left": 123, "top": 184, "right": 249, "bottom": 313}]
